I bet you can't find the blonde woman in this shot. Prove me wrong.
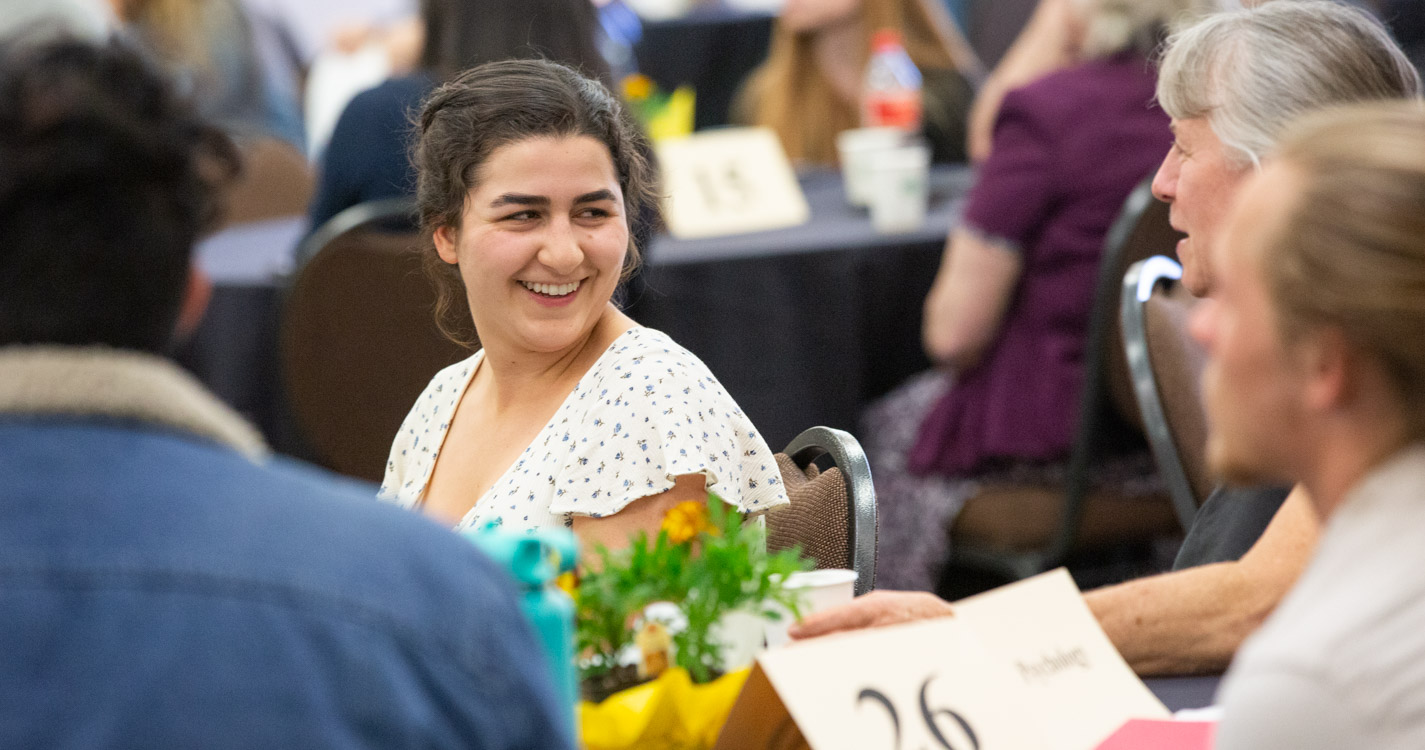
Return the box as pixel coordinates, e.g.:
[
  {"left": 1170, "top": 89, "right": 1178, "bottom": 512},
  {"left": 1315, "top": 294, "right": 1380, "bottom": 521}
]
[
  {"left": 110, "top": 0, "right": 301, "bottom": 144},
  {"left": 736, "top": 0, "right": 981, "bottom": 165}
]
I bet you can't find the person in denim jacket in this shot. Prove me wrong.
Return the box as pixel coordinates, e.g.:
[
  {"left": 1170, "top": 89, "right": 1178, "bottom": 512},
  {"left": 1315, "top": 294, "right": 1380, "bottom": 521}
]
[{"left": 0, "top": 36, "right": 569, "bottom": 749}]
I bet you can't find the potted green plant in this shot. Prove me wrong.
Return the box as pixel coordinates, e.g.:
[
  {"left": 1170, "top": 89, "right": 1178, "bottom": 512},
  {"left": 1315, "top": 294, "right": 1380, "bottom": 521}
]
[{"left": 575, "top": 493, "right": 811, "bottom": 721}]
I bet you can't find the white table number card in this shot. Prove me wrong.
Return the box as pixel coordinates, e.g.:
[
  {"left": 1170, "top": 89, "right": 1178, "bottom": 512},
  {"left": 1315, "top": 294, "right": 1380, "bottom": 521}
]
[
  {"left": 655, "top": 127, "right": 810, "bottom": 239},
  {"left": 715, "top": 569, "right": 1168, "bottom": 750},
  {"left": 955, "top": 569, "right": 1170, "bottom": 748}
]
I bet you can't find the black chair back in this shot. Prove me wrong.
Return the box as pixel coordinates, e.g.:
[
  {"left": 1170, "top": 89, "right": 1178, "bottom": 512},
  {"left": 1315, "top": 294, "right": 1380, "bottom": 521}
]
[{"left": 1039, "top": 177, "right": 1184, "bottom": 564}]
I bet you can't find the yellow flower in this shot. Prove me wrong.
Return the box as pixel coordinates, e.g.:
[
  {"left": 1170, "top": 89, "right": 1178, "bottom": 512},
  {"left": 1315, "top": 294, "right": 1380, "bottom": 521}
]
[
  {"left": 555, "top": 571, "right": 578, "bottom": 598},
  {"left": 661, "top": 500, "right": 713, "bottom": 544},
  {"left": 622, "top": 73, "right": 655, "bottom": 102}
]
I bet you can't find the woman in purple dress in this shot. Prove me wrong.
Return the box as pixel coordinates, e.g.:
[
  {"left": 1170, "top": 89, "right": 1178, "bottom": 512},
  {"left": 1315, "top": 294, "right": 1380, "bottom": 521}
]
[{"left": 869, "top": 0, "right": 1215, "bottom": 591}]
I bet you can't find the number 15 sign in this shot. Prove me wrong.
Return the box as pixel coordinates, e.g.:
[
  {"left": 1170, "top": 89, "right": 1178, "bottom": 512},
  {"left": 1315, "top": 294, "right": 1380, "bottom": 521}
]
[
  {"left": 714, "top": 570, "right": 1169, "bottom": 750},
  {"left": 656, "top": 127, "right": 810, "bottom": 239}
]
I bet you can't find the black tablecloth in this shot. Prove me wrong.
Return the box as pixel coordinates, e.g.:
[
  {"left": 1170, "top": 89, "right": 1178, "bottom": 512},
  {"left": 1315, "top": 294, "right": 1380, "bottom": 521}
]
[
  {"left": 175, "top": 217, "right": 305, "bottom": 451},
  {"left": 630, "top": 166, "right": 973, "bottom": 450},
  {"left": 1144, "top": 674, "right": 1220, "bottom": 713},
  {"left": 175, "top": 283, "right": 292, "bottom": 447}
]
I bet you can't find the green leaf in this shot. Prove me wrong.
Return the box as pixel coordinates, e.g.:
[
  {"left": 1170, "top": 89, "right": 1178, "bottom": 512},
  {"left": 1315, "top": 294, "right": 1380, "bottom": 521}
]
[{"left": 575, "top": 492, "right": 816, "bottom": 685}]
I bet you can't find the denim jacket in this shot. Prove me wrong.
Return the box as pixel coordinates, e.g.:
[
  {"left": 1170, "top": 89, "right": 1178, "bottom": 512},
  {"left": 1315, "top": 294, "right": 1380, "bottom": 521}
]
[{"left": 0, "top": 346, "right": 571, "bottom": 749}]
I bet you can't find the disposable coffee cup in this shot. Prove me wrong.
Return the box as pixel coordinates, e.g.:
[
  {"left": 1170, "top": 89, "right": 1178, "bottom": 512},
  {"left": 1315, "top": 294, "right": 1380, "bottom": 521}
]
[
  {"left": 868, "top": 143, "right": 931, "bottom": 234},
  {"left": 710, "top": 609, "right": 767, "bottom": 671},
  {"left": 836, "top": 127, "right": 907, "bottom": 207},
  {"left": 764, "top": 568, "right": 859, "bottom": 649}
]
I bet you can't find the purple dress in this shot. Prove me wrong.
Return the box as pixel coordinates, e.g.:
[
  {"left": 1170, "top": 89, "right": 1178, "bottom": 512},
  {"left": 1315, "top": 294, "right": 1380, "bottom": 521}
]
[
  {"left": 869, "top": 54, "right": 1170, "bottom": 590},
  {"left": 910, "top": 53, "right": 1171, "bottom": 475}
]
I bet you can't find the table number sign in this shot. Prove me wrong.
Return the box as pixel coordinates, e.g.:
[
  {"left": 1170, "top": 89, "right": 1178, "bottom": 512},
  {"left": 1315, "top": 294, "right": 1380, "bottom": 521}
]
[
  {"left": 655, "top": 127, "right": 810, "bottom": 239},
  {"left": 954, "top": 569, "right": 1170, "bottom": 748},
  {"left": 715, "top": 569, "right": 1168, "bottom": 750}
]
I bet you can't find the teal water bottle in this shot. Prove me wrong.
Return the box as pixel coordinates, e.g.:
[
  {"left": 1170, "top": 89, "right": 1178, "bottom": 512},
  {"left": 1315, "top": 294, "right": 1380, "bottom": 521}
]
[{"left": 463, "top": 523, "right": 579, "bottom": 731}]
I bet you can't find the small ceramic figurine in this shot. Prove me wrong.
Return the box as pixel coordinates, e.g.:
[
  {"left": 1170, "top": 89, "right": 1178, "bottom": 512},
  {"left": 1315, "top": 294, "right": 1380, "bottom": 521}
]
[{"left": 635, "top": 621, "right": 672, "bottom": 679}]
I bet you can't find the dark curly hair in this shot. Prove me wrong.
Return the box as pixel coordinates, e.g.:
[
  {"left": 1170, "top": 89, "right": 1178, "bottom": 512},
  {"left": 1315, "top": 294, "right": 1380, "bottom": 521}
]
[
  {"left": 0, "top": 37, "right": 239, "bottom": 352},
  {"left": 413, "top": 58, "right": 658, "bottom": 348}
]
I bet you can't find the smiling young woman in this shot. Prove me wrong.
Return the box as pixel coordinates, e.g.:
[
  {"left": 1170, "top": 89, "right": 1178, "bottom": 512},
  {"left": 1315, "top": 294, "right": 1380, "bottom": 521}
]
[
  {"left": 380, "top": 60, "right": 789, "bottom": 550},
  {"left": 431, "top": 135, "right": 630, "bottom": 362}
]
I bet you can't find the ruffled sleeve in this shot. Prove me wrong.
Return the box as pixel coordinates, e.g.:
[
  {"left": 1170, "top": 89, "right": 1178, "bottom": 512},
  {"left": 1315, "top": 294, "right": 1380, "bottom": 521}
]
[{"left": 545, "top": 329, "right": 789, "bottom": 519}]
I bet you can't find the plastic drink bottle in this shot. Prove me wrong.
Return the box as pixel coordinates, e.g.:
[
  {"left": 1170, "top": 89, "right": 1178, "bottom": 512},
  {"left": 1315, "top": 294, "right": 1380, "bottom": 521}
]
[
  {"left": 862, "top": 28, "right": 923, "bottom": 132},
  {"left": 464, "top": 523, "right": 579, "bottom": 732}
]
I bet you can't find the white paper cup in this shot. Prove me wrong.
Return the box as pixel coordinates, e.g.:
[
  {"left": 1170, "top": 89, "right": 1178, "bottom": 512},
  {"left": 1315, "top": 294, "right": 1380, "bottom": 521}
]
[
  {"left": 710, "top": 609, "right": 768, "bottom": 671},
  {"left": 836, "top": 127, "right": 907, "bottom": 207},
  {"left": 764, "top": 568, "right": 859, "bottom": 649},
  {"left": 868, "top": 143, "right": 931, "bottom": 234}
]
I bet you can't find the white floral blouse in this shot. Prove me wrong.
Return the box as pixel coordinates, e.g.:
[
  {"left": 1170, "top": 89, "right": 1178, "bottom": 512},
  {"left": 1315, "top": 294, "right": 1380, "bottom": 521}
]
[{"left": 380, "top": 327, "right": 789, "bottom": 532}]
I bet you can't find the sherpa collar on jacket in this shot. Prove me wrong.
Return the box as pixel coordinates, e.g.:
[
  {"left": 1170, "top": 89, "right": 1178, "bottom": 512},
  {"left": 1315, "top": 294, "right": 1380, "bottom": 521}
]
[{"left": 0, "top": 345, "right": 267, "bottom": 461}]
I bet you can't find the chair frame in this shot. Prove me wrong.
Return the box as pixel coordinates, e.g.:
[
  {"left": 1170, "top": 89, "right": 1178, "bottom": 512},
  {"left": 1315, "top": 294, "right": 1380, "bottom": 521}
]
[
  {"left": 1121, "top": 255, "right": 1200, "bottom": 531},
  {"left": 1042, "top": 179, "right": 1168, "bottom": 565},
  {"left": 293, "top": 196, "right": 418, "bottom": 267},
  {"left": 784, "top": 426, "right": 878, "bottom": 596},
  {"left": 946, "top": 177, "right": 1179, "bottom": 584}
]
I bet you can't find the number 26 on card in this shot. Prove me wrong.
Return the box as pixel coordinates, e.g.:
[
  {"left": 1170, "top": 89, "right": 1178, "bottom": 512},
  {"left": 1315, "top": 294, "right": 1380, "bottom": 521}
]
[{"left": 856, "top": 675, "right": 980, "bottom": 750}]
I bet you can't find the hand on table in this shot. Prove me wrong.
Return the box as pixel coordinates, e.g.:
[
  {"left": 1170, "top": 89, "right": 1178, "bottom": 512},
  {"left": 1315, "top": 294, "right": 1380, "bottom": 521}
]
[{"left": 788, "top": 590, "right": 955, "bottom": 640}]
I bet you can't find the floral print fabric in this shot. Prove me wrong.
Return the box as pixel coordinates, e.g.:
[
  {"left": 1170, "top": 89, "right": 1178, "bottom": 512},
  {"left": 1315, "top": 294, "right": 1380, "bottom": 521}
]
[{"left": 381, "top": 327, "right": 789, "bottom": 532}]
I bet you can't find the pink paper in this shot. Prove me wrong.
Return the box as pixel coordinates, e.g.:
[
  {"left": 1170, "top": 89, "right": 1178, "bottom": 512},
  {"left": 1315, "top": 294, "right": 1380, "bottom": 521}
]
[{"left": 1095, "top": 719, "right": 1216, "bottom": 750}]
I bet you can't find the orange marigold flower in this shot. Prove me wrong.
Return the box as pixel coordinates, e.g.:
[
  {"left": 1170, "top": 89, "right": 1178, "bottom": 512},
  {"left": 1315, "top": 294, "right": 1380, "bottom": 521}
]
[
  {"left": 622, "top": 73, "right": 655, "bottom": 102},
  {"left": 661, "top": 500, "right": 712, "bottom": 544}
]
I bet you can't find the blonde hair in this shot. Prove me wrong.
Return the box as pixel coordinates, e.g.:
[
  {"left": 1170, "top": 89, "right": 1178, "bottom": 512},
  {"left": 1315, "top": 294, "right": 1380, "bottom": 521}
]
[
  {"left": 1157, "top": 0, "right": 1420, "bottom": 167},
  {"left": 118, "top": 0, "right": 213, "bottom": 69},
  {"left": 1268, "top": 102, "right": 1425, "bottom": 438},
  {"left": 1078, "top": 0, "right": 1218, "bottom": 60},
  {"left": 741, "top": 0, "right": 980, "bottom": 165}
]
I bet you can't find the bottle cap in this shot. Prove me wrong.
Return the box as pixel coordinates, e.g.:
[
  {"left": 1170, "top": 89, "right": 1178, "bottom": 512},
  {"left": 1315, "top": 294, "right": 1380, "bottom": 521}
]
[{"left": 871, "top": 28, "right": 904, "bottom": 53}]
